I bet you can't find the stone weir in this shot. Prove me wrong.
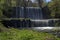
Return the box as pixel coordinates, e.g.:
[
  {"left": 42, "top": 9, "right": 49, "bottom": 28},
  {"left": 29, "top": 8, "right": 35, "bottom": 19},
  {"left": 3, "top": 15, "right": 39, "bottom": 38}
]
[
  {"left": 1, "top": 18, "right": 60, "bottom": 28},
  {"left": 2, "top": 7, "right": 60, "bottom": 28}
]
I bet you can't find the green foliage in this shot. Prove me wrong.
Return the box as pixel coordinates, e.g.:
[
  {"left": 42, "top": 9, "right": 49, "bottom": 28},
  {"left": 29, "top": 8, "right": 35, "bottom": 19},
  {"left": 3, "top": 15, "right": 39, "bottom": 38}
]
[
  {"left": 55, "top": 22, "right": 60, "bottom": 27},
  {"left": 47, "top": 0, "right": 60, "bottom": 26},
  {"left": 0, "top": 22, "right": 60, "bottom": 40},
  {"left": 0, "top": 23, "right": 9, "bottom": 32},
  {"left": 48, "top": 0, "right": 60, "bottom": 18},
  {"left": 0, "top": 0, "right": 6, "bottom": 18},
  {"left": 0, "top": 27, "right": 60, "bottom": 40}
]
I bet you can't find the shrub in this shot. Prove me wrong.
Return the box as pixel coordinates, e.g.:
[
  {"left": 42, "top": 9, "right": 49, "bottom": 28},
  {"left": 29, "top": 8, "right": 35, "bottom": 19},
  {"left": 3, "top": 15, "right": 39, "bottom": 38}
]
[{"left": 0, "top": 28, "right": 60, "bottom": 40}]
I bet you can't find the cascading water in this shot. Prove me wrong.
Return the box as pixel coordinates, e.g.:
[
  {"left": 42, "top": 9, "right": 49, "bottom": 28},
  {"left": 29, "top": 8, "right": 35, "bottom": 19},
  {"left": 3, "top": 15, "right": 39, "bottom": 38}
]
[
  {"left": 31, "top": 19, "right": 49, "bottom": 27},
  {"left": 31, "top": 19, "right": 59, "bottom": 27},
  {"left": 2, "top": 7, "right": 60, "bottom": 28}
]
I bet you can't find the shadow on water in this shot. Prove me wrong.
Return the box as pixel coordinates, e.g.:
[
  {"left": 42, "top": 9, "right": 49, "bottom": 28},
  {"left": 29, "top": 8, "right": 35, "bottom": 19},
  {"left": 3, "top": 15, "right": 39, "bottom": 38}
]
[{"left": 1, "top": 19, "right": 31, "bottom": 28}]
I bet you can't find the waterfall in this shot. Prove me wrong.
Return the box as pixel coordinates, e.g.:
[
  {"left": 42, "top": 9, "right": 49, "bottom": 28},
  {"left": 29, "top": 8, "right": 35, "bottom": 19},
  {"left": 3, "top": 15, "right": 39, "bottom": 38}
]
[
  {"left": 12, "top": 7, "right": 59, "bottom": 27},
  {"left": 2, "top": 7, "right": 60, "bottom": 28},
  {"left": 31, "top": 19, "right": 60, "bottom": 27},
  {"left": 31, "top": 19, "right": 49, "bottom": 27}
]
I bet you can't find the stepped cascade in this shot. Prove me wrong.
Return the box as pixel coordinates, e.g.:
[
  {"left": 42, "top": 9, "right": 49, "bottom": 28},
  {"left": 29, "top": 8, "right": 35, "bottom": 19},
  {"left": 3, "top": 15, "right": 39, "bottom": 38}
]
[{"left": 2, "top": 7, "right": 60, "bottom": 28}]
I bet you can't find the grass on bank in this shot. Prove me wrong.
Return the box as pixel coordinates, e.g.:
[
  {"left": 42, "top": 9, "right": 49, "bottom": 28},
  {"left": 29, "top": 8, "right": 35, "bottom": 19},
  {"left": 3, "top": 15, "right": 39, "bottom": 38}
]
[{"left": 0, "top": 23, "right": 60, "bottom": 40}]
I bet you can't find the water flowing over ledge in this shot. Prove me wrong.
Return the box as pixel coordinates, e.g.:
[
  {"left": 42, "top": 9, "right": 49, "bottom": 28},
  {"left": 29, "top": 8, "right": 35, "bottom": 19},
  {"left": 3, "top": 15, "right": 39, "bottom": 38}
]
[{"left": 31, "top": 27, "right": 60, "bottom": 30}]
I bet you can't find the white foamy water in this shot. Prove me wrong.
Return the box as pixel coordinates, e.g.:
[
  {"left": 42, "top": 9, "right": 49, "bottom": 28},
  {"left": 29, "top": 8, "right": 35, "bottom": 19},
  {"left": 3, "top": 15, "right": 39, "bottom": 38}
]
[
  {"left": 32, "top": 27, "right": 53, "bottom": 30},
  {"left": 32, "top": 27, "right": 60, "bottom": 30}
]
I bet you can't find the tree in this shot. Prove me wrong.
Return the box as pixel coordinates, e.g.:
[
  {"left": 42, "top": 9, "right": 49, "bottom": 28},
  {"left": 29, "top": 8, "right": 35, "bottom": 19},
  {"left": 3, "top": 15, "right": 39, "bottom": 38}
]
[
  {"left": 47, "top": 0, "right": 60, "bottom": 27},
  {"left": 0, "top": 0, "right": 6, "bottom": 18},
  {"left": 48, "top": 0, "right": 60, "bottom": 18},
  {"left": 34, "top": 0, "right": 44, "bottom": 7}
]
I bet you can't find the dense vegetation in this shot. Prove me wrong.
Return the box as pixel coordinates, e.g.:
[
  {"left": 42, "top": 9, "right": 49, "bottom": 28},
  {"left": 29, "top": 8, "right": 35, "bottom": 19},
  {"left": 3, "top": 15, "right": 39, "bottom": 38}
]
[
  {"left": 47, "top": 0, "right": 60, "bottom": 26},
  {"left": 48, "top": 0, "right": 60, "bottom": 18},
  {"left": 0, "top": 23, "right": 60, "bottom": 40}
]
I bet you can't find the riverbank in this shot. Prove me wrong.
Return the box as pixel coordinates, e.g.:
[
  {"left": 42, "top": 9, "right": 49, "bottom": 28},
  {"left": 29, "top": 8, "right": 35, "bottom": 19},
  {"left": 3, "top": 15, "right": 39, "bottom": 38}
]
[{"left": 0, "top": 23, "right": 60, "bottom": 40}]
